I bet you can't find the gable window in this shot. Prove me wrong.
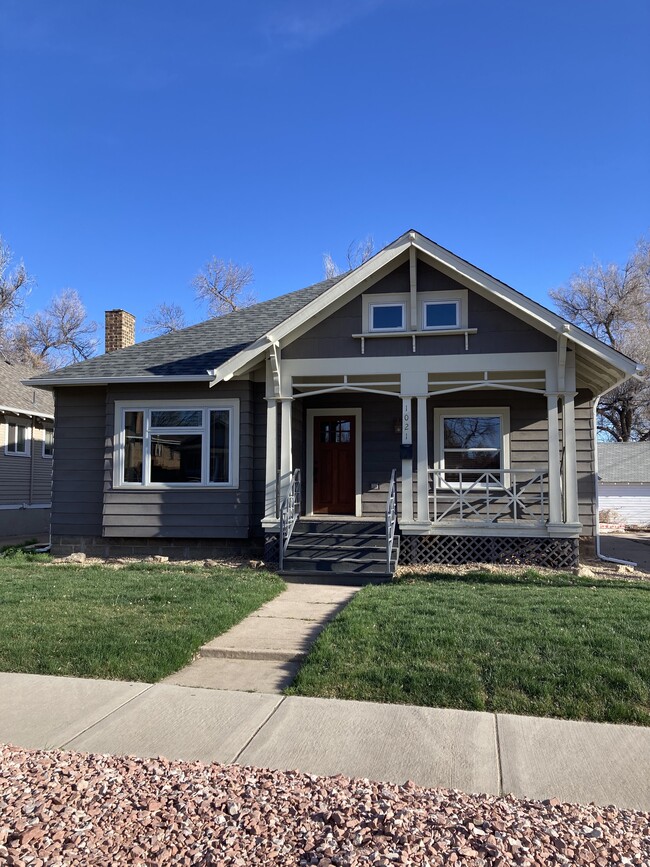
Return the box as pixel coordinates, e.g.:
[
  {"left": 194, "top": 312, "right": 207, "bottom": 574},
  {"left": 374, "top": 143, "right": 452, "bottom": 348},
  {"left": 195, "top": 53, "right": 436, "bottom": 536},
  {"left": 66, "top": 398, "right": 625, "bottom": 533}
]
[
  {"left": 5, "top": 420, "right": 30, "bottom": 456},
  {"left": 43, "top": 427, "right": 54, "bottom": 458},
  {"left": 434, "top": 408, "right": 509, "bottom": 487},
  {"left": 423, "top": 300, "right": 459, "bottom": 330},
  {"left": 369, "top": 302, "right": 405, "bottom": 332},
  {"left": 115, "top": 400, "right": 239, "bottom": 488}
]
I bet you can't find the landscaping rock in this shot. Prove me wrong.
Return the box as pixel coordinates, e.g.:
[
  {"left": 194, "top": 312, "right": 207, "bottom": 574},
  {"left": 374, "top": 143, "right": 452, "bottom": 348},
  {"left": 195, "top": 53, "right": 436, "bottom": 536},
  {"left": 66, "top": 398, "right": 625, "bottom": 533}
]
[
  {"left": 575, "top": 565, "right": 597, "bottom": 578},
  {"left": 62, "top": 552, "right": 86, "bottom": 564},
  {"left": 1, "top": 744, "right": 648, "bottom": 866}
]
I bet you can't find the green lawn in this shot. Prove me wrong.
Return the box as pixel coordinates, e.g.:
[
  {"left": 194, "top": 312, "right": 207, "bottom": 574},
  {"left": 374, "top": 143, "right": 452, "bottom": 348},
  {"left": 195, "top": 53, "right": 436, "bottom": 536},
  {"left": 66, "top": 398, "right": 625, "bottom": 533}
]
[
  {"left": 0, "top": 556, "right": 284, "bottom": 682},
  {"left": 288, "top": 570, "right": 650, "bottom": 725}
]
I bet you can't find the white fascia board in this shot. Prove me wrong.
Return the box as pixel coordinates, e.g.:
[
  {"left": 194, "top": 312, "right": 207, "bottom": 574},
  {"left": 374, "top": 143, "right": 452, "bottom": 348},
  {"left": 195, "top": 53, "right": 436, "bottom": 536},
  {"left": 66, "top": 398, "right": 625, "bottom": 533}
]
[
  {"left": 0, "top": 404, "right": 54, "bottom": 420},
  {"left": 209, "top": 239, "right": 411, "bottom": 384},
  {"left": 29, "top": 375, "right": 214, "bottom": 387},
  {"left": 410, "top": 234, "right": 639, "bottom": 378}
]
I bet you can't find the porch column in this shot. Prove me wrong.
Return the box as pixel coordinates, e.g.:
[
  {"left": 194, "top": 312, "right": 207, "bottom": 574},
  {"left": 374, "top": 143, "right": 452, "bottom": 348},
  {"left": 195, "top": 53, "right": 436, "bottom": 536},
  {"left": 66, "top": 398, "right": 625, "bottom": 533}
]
[
  {"left": 264, "top": 398, "right": 278, "bottom": 520},
  {"left": 401, "top": 397, "right": 414, "bottom": 522},
  {"left": 416, "top": 396, "right": 429, "bottom": 523},
  {"left": 280, "top": 397, "right": 293, "bottom": 497},
  {"left": 562, "top": 392, "right": 580, "bottom": 525},
  {"left": 547, "top": 393, "right": 563, "bottom": 525}
]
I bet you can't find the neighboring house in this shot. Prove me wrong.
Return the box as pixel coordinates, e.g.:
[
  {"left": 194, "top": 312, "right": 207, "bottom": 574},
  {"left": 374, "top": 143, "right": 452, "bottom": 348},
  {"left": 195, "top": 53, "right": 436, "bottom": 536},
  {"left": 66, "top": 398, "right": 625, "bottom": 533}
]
[
  {"left": 598, "top": 442, "right": 650, "bottom": 527},
  {"left": 0, "top": 357, "right": 54, "bottom": 540},
  {"left": 30, "top": 231, "right": 639, "bottom": 573}
]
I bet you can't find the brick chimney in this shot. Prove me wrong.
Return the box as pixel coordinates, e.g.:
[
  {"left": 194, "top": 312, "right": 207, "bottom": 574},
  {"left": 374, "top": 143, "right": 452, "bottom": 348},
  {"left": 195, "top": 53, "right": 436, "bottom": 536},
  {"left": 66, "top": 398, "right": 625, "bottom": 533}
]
[{"left": 105, "top": 309, "right": 136, "bottom": 353}]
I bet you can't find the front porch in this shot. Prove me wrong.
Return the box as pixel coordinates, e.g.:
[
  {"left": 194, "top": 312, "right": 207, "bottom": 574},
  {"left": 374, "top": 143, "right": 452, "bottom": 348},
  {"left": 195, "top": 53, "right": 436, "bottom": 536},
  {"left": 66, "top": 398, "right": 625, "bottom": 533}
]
[{"left": 261, "top": 352, "right": 587, "bottom": 572}]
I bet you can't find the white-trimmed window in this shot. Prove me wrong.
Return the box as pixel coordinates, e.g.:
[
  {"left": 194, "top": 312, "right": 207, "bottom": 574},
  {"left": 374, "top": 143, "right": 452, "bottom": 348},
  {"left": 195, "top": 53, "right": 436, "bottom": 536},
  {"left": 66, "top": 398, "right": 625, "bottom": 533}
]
[
  {"left": 5, "top": 419, "right": 30, "bottom": 456},
  {"left": 433, "top": 407, "right": 509, "bottom": 487},
  {"left": 423, "top": 300, "right": 459, "bottom": 330},
  {"left": 43, "top": 426, "right": 54, "bottom": 458},
  {"left": 368, "top": 302, "right": 406, "bottom": 332},
  {"left": 114, "top": 400, "right": 239, "bottom": 488}
]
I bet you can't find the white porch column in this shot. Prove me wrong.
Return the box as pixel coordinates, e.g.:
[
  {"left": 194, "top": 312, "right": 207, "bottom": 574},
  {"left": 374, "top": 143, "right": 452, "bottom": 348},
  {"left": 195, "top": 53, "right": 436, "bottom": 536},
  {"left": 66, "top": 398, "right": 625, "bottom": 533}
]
[
  {"left": 264, "top": 398, "right": 278, "bottom": 520},
  {"left": 280, "top": 397, "right": 293, "bottom": 497},
  {"left": 401, "top": 396, "right": 414, "bottom": 523},
  {"left": 547, "top": 393, "right": 563, "bottom": 525},
  {"left": 562, "top": 392, "right": 580, "bottom": 525},
  {"left": 416, "top": 396, "right": 429, "bottom": 523}
]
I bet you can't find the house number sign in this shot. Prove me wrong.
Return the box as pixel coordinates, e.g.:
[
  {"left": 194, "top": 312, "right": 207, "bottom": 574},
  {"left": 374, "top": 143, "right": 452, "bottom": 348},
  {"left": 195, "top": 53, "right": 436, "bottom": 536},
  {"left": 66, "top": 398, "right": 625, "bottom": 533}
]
[{"left": 402, "top": 399, "right": 412, "bottom": 445}]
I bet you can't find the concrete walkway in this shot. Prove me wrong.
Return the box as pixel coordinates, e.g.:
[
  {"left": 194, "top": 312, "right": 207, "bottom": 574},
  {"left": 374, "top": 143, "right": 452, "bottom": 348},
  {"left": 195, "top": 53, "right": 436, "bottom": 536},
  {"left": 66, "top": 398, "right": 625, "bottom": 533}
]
[
  {"left": 165, "top": 583, "right": 358, "bottom": 693},
  {"left": 1, "top": 672, "right": 649, "bottom": 811},
  {"left": 600, "top": 532, "right": 650, "bottom": 573}
]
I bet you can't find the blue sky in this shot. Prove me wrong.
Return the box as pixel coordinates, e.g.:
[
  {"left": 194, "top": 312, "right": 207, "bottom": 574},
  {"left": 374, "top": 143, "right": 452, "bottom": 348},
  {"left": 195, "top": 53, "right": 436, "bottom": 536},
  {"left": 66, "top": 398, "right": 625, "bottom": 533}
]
[{"left": 2, "top": 0, "right": 649, "bottom": 341}]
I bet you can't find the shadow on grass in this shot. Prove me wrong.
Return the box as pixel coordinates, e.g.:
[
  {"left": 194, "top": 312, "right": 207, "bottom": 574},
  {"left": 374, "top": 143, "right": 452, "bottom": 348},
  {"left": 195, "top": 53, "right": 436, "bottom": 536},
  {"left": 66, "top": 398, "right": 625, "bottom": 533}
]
[{"left": 394, "top": 567, "right": 650, "bottom": 592}]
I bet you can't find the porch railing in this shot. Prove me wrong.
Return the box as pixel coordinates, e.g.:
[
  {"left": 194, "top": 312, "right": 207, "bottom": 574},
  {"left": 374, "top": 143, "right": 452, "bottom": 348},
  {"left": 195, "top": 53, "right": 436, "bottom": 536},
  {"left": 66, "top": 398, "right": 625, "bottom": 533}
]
[
  {"left": 428, "top": 468, "right": 548, "bottom": 525},
  {"left": 385, "top": 468, "right": 398, "bottom": 574},
  {"left": 279, "top": 468, "right": 301, "bottom": 571}
]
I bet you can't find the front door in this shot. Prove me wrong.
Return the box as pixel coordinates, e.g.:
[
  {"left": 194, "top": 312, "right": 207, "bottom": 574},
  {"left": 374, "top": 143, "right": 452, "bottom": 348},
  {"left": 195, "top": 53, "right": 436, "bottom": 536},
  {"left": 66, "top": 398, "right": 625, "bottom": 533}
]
[{"left": 313, "top": 415, "right": 356, "bottom": 514}]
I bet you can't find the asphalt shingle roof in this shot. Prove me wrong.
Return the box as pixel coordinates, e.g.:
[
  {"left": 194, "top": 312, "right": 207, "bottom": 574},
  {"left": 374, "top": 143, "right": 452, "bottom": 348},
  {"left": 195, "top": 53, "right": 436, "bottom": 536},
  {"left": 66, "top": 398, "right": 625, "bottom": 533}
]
[
  {"left": 28, "top": 276, "right": 343, "bottom": 384},
  {"left": 0, "top": 358, "right": 54, "bottom": 416},
  {"left": 598, "top": 442, "right": 650, "bottom": 484}
]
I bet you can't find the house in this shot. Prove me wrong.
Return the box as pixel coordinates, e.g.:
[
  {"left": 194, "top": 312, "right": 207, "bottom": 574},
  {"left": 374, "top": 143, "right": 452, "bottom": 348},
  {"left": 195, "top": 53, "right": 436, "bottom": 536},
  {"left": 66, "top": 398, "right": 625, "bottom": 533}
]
[
  {"left": 0, "top": 357, "right": 54, "bottom": 541},
  {"left": 598, "top": 442, "right": 650, "bottom": 527},
  {"left": 29, "top": 231, "right": 640, "bottom": 573}
]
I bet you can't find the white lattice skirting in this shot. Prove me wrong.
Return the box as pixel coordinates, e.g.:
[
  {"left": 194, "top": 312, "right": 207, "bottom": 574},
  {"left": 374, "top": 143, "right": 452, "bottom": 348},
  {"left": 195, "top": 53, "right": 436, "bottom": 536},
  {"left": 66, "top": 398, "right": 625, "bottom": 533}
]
[{"left": 399, "top": 535, "right": 579, "bottom": 570}]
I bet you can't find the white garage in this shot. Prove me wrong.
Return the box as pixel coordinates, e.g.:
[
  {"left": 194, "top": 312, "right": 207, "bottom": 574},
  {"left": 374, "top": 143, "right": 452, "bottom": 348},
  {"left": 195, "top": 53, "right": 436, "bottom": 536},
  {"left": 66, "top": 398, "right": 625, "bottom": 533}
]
[{"left": 598, "top": 443, "right": 650, "bottom": 527}]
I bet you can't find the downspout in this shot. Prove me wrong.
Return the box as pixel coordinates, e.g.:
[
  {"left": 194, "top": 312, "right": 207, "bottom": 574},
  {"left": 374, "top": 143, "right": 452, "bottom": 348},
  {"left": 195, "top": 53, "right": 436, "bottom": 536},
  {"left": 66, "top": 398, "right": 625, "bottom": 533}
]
[{"left": 592, "top": 401, "right": 636, "bottom": 567}]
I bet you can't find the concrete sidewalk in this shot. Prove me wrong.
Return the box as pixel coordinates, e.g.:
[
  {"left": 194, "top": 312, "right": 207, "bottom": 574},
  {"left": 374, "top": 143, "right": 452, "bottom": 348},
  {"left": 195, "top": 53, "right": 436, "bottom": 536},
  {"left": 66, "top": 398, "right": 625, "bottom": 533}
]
[
  {"left": 165, "top": 582, "right": 358, "bottom": 693},
  {"left": 1, "top": 672, "right": 649, "bottom": 811}
]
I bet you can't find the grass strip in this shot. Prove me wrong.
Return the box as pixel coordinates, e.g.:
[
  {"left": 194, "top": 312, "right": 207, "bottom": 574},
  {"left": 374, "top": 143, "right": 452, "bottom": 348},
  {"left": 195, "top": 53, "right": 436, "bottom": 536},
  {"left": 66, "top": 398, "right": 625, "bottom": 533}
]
[
  {"left": 288, "top": 569, "right": 650, "bottom": 725},
  {"left": 0, "top": 556, "right": 284, "bottom": 682}
]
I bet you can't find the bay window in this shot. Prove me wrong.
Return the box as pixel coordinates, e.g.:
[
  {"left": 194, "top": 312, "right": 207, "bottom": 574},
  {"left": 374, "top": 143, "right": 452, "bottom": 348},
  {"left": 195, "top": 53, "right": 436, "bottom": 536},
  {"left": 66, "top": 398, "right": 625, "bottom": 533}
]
[{"left": 115, "top": 400, "right": 238, "bottom": 487}]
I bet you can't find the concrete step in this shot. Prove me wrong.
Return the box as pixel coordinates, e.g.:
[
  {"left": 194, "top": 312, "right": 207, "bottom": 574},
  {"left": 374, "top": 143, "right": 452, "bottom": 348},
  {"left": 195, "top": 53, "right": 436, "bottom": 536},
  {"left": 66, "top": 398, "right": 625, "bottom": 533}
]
[
  {"left": 285, "top": 546, "right": 388, "bottom": 561},
  {"left": 292, "top": 520, "right": 385, "bottom": 535},
  {"left": 287, "top": 533, "right": 386, "bottom": 549},
  {"left": 281, "top": 555, "right": 398, "bottom": 575}
]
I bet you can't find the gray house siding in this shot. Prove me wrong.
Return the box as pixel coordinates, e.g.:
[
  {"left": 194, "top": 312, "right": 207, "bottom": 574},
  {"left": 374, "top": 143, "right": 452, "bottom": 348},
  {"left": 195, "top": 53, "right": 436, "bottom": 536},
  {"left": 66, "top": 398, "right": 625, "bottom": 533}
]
[
  {"left": 575, "top": 391, "right": 597, "bottom": 537},
  {"left": 101, "top": 381, "right": 255, "bottom": 539},
  {"left": 51, "top": 387, "right": 106, "bottom": 537},
  {"left": 283, "top": 261, "right": 555, "bottom": 360}
]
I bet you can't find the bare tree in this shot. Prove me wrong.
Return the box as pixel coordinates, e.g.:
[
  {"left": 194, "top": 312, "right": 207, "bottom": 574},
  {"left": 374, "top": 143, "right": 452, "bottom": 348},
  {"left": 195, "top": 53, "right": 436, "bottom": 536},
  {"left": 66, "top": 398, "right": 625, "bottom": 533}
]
[
  {"left": 550, "top": 237, "right": 650, "bottom": 441},
  {"left": 192, "top": 257, "right": 256, "bottom": 317},
  {"left": 0, "top": 237, "right": 32, "bottom": 351},
  {"left": 322, "top": 235, "right": 375, "bottom": 278},
  {"left": 10, "top": 289, "right": 98, "bottom": 369},
  {"left": 142, "top": 301, "right": 187, "bottom": 335}
]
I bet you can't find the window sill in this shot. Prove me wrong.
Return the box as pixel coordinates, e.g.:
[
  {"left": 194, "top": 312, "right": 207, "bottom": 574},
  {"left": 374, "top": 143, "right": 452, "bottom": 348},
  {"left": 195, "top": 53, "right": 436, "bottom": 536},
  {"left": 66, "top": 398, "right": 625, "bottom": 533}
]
[
  {"left": 351, "top": 328, "right": 477, "bottom": 353},
  {"left": 112, "top": 484, "right": 239, "bottom": 491}
]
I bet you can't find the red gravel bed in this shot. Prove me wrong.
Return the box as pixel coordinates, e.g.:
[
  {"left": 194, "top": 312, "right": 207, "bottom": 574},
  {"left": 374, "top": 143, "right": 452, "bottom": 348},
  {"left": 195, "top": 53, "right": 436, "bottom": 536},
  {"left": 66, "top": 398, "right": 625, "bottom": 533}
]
[{"left": 1, "top": 744, "right": 648, "bottom": 866}]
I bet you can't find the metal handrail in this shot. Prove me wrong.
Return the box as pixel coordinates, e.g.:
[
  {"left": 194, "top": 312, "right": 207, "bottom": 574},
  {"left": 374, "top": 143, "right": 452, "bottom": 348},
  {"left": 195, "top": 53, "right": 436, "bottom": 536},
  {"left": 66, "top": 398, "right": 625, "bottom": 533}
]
[
  {"left": 385, "top": 468, "right": 398, "bottom": 574},
  {"left": 278, "top": 468, "right": 301, "bottom": 571},
  {"left": 428, "top": 468, "right": 548, "bottom": 524}
]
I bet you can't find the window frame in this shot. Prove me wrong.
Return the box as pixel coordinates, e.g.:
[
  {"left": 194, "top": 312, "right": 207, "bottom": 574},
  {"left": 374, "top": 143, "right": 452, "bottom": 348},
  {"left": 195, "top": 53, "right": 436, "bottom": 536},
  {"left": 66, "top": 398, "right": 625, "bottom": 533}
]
[
  {"left": 432, "top": 407, "right": 510, "bottom": 489},
  {"left": 368, "top": 301, "right": 406, "bottom": 333},
  {"left": 42, "top": 426, "right": 54, "bottom": 459},
  {"left": 420, "top": 289, "right": 467, "bottom": 331},
  {"left": 4, "top": 417, "right": 30, "bottom": 457},
  {"left": 422, "top": 299, "right": 460, "bottom": 331},
  {"left": 113, "top": 399, "right": 240, "bottom": 489}
]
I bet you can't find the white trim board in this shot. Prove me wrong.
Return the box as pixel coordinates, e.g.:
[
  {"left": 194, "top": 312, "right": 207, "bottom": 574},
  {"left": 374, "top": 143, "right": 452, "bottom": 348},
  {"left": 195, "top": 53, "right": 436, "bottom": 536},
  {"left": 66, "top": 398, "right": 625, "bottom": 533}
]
[{"left": 305, "top": 408, "right": 363, "bottom": 517}]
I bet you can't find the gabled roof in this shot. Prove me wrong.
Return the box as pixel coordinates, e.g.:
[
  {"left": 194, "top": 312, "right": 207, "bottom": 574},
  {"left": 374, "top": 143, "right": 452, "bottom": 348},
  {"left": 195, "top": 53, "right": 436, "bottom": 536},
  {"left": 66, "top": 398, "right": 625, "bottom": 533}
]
[
  {"left": 28, "top": 229, "right": 641, "bottom": 394},
  {"left": 0, "top": 358, "right": 54, "bottom": 418},
  {"left": 28, "top": 276, "right": 343, "bottom": 385},
  {"left": 598, "top": 443, "right": 650, "bottom": 484},
  {"left": 209, "top": 230, "right": 641, "bottom": 394}
]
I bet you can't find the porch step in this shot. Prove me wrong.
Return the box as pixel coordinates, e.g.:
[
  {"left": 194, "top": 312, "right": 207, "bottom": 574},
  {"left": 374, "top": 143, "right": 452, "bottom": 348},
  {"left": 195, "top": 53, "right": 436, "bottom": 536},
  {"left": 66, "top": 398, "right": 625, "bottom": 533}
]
[{"left": 280, "top": 518, "right": 398, "bottom": 581}]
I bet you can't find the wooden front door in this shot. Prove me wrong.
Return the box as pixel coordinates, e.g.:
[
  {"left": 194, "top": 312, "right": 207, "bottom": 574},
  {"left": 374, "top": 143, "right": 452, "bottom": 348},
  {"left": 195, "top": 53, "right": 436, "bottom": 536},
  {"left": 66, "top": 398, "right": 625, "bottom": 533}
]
[{"left": 313, "top": 415, "right": 356, "bottom": 514}]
